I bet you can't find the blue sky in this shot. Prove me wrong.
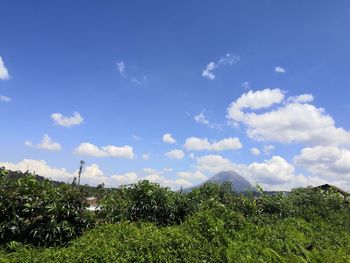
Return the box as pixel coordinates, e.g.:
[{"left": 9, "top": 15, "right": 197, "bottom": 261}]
[{"left": 1, "top": 1, "right": 350, "bottom": 190}]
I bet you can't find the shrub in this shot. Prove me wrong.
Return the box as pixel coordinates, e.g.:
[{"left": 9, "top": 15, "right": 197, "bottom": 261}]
[{"left": 0, "top": 168, "right": 94, "bottom": 247}]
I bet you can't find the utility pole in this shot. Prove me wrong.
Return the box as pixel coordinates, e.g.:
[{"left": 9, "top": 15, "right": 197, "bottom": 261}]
[{"left": 77, "top": 160, "right": 85, "bottom": 186}]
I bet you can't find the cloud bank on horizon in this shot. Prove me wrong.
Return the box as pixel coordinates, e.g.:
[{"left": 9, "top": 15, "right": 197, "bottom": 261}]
[{"left": 2, "top": 84, "right": 350, "bottom": 191}]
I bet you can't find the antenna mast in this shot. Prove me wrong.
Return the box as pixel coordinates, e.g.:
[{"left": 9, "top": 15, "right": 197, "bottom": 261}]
[{"left": 77, "top": 160, "right": 85, "bottom": 186}]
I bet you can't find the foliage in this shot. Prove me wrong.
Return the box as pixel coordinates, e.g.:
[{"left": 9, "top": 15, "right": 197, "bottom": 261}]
[
  {"left": 0, "top": 167, "right": 94, "bottom": 247},
  {"left": 99, "top": 180, "right": 182, "bottom": 225},
  {"left": 1, "top": 167, "right": 350, "bottom": 262}
]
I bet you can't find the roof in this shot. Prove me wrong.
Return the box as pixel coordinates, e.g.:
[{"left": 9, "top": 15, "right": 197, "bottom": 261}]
[{"left": 314, "top": 184, "right": 349, "bottom": 196}]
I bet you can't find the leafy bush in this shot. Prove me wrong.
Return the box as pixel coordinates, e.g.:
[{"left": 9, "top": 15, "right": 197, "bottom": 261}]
[
  {"left": 1, "top": 167, "right": 350, "bottom": 262},
  {"left": 99, "top": 180, "right": 190, "bottom": 226},
  {"left": 0, "top": 167, "right": 94, "bottom": 247}
]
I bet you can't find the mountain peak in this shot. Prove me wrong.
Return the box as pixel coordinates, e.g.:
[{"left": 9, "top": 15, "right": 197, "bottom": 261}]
[{"left": 183, "top": 170, "right": 254, "bottom": 193}]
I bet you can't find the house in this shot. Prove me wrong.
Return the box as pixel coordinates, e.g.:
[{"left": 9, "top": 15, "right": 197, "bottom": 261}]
[
  {"left": 86, "top": 196, "right": 100, "bottom": 211},
  {"left": 313, "top": 184, "right": 349, "bottom": 198}
]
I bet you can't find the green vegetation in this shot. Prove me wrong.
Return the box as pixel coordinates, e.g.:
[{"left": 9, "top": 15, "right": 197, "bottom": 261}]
[
  {"left": 1, "top": 167, "right": 350, "bottom": 262},
  {"left": 0, "top": 168, "right": 94, "bottom": 247}
]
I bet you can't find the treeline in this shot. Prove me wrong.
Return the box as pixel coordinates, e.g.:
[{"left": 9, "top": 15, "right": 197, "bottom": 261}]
[{"left": 1, "top": 167, "right": 350, "bottom": 262}]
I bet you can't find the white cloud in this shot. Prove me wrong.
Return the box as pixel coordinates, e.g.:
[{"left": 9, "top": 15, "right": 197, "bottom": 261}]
[
  {"left": 0, "top": 95, "right": 11, "bottom": 102},
  {"left": 142, "top": 154, "right": 150, "bottom": 160},
  {"left": 250, "top": 147, "right": 261, "bottom": 156},
  {"left": 195, "top": 154, "right": 329, "bottom": 191},
  {"left": 131, "top": 76, "right": 148, "bottom": 86},
  {"left": 0, "top": 159, "right": 190, "bottom": 189},
  {"left": 165, "top": 149, "right": 184, "bottom": 160},
  {"left": 74, "top": 142, "right": 134, "bottom": 159},
  {"left": 24, "top": 141, "right": 33, "bottom": 147},
  {"left": 184, "top": 137, "right": 242, "bottom": 151},
  {"left": 294, "top": 146, "right": 350, "bottom": 183},
  {"left": 163, "top": 167, "right": 173, "bottom": 173},
  {"left": 196, "top": 154, "right": 238, "bottom": 174},
  {"left": 163, "top": 133, "right": 176, "bottom": 144},
  {"left": 0, "top": 57, "right": 10, "bottom": 80},
  {"left": 131, "top": 134, "right": 143, "bottom": 141},
  {"left": 202, "top": 62, "right": 216, "bottom": 80},
  {"left": 144, "top": 173, "right": 192, "bottom": 189},
  {"left": 81, "top": 164, "right": 110, "bottom": 186},
  {"left": 106, "top": 167, "right": 190, "bottom": 189},
  {"left": 116, "top": 61, "right": 147, "bottom": 86},
  {"left": 25, "top": 134, "right": 61, "bottom": 151},
  {"left": 274, "top": 66, "right": 286, "bottom": 73},
  {"left": 141, "top": 167, "right": 192, "bottom": 189},
  {"left": 227, "top": 88, "right": 285, "bottom": 122},
  {"left": 0, "top": 159, "right": 73, "bottom": 182},
  {"left": 51, "top": 112, "right": 84, "bottom": 127},
  {"left": 287, "top": 94, "right": 314, "bottom": 104},
  {"left": 116, "top": 61, "right": 126, "bottom": 77},
  {"left": 194, "top": 112, "right": 210, "bottom": 126},
  {"left": 245, "top": 156, "right": 326, "bottom": 191},
  {"left": 202, "top": 54, "right": 239, "bottom": 80},
  {"left": 143, "top": 167, "right": 158, "bottom": 174},
  {"left": 194, "top": 112, "right": 223, "bottom": 130},
  {"left": 111, "top": 172, "right": 139, "bottom": 185},
  {"left": 227, "top": 89, "right": 350, "bottom": 146},
  {"left": 248, "top": 156, "right": 296, "bottom": 185},
  {"left": 242, "top": 81, "right": 250, "bottom": 90},
  {"left": 177, "top": 170, "right": 207, "bottom": 181}
]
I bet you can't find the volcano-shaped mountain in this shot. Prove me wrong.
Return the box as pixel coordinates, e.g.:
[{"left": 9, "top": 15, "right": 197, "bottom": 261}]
[{"left": 183, "top": 171, "right": 254, "bottom": 193}]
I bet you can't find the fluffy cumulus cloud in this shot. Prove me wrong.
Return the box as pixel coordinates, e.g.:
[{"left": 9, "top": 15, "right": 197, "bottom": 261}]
[
  {"left": 0, "top": 56, "right": 10, "bottom": 80},
  {"left": 202, "top": 54, "right": 239, "bottom": 80},
  {"left": 195, "top": 154, "right": 329, "bottom": 191},
  {"left": 51, "top": 112, "right": 84, "bottom": 127},
  {"left": 0, "top": 159, "right": 192, "bottom": 189},
  {"left": 74, "top": 142, "right": 134, "bottom": 159},
  {"left": 245, "top": 156, "right": 326, "bottom": 191},
  {"left": 227, "top": 88, "right": 285, "bottom": 122},
  {"left": 81, "top": 164, "right": 110, "bottom": 186},
  {"left": 184, "top": 137, "right": 242, "bottom": 151},
  {"left": 196, "top": 154, "right": 239, "bottom": 174},
  {"left": 165, "top": 149, "right": 184, "bottom": 160},
  {"left": 162, "top": 133, "right": 176, "bottom": 144},
  {"left": 111, "top": 172, "right": 139, "bottom": 185},
  {"left": 177, "top": 170, "right": 207, "bottom": 181},
  {"left": 194, "top": 112, "right": 210, "bottom": 126},
  {"left": 294, "top": 146, "right": 350, "bottom": 184},
  {"left": 0, "top": 95, "right": 11, "bottom": 102},
  {"left": 248, "top": 156, "right": 297, "bottom": 185},
  {"left": 141, "top": 167, "right": 191, "bottom": 188},
  {"left": 78, "top": 165, "right": 140, "bottom": 187},
  {"left": 250, "top": 147, "right": 261, "bottom": 156},
  {"left": 144, "top": 170, "right": 192, "bottom": 189},
  {"left": 25, "top": 134, "right": 61, "bottom": 151},
  {"left": 109, "top": 167, "right": 191, "bottom": 189},
  {"left": 274, "top": 66, "right": 286, "bottom": 73},
  {"left": 227, "top": 89, "right": 350, "bottom": 146},
  {"left": 0, "top": 159, "right": 74, "bottom": 182}
]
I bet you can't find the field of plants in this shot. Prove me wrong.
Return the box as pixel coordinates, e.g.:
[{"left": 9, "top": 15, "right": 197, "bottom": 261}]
[{"left": 1, "top": 167, "right": 350, "bottom": 262}]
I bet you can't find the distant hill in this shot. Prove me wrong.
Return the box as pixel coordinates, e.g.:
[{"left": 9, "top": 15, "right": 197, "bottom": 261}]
[{"left": 183, "top": 170, "right": 255, "bottom": 193}]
